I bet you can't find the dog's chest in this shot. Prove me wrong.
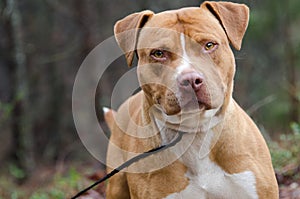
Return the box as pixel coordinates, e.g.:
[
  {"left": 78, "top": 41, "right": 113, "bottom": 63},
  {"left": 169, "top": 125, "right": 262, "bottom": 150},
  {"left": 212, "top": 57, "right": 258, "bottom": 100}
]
[{"left": 163, "top": 133, "right": 259, "bottom": 199}]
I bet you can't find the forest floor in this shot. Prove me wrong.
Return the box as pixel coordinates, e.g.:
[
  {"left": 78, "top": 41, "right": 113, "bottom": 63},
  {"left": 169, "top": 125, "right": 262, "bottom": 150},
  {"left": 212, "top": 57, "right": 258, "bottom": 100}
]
[
  {"left": 276, "top": 164, "right": 300, "bottom": 199},
  {"left": 0, "top": 160, "right": 299, "bottom": 199},
  {"left": 1, "top": 125, "right": 300, "bottom": 199}
]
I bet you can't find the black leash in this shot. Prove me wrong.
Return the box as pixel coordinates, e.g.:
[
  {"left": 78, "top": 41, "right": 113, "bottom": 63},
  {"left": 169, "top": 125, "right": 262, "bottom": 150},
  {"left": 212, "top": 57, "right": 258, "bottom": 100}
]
[{"left": 71, "top": 131, "right": 184, "bottom": 199}]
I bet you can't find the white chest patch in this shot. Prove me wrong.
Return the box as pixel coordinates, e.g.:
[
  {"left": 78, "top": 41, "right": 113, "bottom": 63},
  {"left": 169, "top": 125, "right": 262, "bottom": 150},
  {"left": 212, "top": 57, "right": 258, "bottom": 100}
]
[
  {"left": 165, "top": 167, "right": 258, "bottom": 199},
  {"left": 164, "top": 169, "right": 258, "bottom": 199},
  {"left": 163, "top": 132, "right": 259, "bottom": 199}
]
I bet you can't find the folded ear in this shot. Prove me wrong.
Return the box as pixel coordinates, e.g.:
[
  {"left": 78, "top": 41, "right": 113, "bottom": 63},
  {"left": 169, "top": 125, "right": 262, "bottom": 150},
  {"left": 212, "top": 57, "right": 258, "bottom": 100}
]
[
  {"left": 201, "top": 1, "right": 249, "bottom": 50},
  {"left": 114, "top": 10, "right": 154, "bottom": 66}
]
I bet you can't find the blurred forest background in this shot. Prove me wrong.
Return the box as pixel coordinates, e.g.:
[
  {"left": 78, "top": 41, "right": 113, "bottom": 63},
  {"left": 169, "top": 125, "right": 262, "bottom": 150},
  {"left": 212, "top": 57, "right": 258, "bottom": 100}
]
[{"left": 0, "top": 0, "right": 299, "bottom": 198}]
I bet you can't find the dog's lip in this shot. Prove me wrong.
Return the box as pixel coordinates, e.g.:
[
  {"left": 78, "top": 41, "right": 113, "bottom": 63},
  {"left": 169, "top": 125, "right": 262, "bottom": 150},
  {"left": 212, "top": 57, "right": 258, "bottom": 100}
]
[
  {"left": 178, "top": 99, "right": 211, "bottom": 113},
  {"left": 198, "top": 100, "right": 212, "bottom": 110},
  {"left": 176, "top": 89, "right": 212, "bottom": 110},
  {"left": 179, "top": 96, "right": 212, "bottom": 110}
]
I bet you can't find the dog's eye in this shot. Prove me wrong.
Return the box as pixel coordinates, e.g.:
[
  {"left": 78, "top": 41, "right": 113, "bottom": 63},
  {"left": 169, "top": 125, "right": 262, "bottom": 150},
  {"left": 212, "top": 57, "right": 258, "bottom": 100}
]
[
  {"left": 153, "top": 50, "right": 164, "bottom": 58},
  {"left": 204, "top": 42, "right": 217, "bottom": 51},
  {"left": 151, "top": 50, "right": 167, "bottom": 61}
]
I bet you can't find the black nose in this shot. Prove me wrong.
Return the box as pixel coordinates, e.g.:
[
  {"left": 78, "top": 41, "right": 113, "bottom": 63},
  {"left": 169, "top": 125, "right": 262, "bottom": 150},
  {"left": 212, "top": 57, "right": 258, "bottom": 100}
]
[{"left": 177, "top": 72, "right": 204, "bottom": 91}]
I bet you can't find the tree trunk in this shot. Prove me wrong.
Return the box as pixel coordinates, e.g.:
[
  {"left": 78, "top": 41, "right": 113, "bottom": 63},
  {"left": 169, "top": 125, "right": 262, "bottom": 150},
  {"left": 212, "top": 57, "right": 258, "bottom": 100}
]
[
  {"left": 5, "top": 0, "right": 35, "bottom": 181},
  {"left": 283, "top": 2, "right": 300, "bottom": 123}
]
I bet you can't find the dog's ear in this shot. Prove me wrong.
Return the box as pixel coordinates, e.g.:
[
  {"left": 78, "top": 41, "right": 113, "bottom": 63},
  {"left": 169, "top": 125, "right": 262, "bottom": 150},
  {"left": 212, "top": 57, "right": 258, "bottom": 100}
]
[
  {"left": 114, "top": 10, "right": 154, "bottom": 66},
  {"left": 201, "top": 1, "right": 249, "bottom": 50}
]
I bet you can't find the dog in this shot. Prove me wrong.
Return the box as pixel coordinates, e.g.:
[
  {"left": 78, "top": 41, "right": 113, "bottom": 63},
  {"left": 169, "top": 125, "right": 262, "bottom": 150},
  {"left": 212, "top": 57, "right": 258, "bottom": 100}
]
[{"left": 103, "top": 1, "right": 279, "bottom": 198}]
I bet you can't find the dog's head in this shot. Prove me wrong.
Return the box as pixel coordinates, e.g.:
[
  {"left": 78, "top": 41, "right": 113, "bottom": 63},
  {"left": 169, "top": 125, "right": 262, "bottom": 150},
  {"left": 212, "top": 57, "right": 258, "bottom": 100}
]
[{"left": 114, "top": 1, "right": 249, "bottom": 123}]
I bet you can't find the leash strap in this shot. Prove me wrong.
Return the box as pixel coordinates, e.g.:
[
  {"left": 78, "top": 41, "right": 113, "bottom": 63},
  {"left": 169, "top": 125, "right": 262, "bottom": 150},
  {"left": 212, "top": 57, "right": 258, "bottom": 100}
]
[{"left": 71, "top": 131, "right": 184, "bottom": 199}]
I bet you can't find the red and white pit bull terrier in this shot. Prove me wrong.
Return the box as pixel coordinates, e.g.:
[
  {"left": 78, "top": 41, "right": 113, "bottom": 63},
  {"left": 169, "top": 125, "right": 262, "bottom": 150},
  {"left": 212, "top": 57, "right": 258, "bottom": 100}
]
[{"left": 104, "top": 1, "right": 279, "bottom": 198}]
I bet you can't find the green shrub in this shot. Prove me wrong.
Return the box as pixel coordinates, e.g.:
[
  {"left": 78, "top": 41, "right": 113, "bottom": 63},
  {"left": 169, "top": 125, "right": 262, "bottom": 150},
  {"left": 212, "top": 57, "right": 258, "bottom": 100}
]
[{"left": 269, "top": 122, "right": 300, "bottom": 171}]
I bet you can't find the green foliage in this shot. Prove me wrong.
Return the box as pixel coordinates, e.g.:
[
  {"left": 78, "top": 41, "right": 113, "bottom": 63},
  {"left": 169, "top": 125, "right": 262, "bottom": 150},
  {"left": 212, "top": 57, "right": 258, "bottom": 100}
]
[
  {"left": 269, "top": 122, "right": 300, "bottom": 171},
  {"left": 0, "top": 167, "right": 90, "bottom": 199},
  {"left": 29, "top": 190, "right": 65, "bottom": 199},
  {"left": 9, "top": 164, "right": 26, "bottom": 180},
  {"left": 37, "top": 167, "right": 84, "bottom": 199},
  {"left": 0, "top": 101, "right": 14, "bottom": 125},
  {"left": 30, "top": 192, "right": 49, "bottom": 199},
  {"left": 55, "top": 167, "right": 83, "bottom": 191},
  {"left": 291, "top": 122, "right": 300, "bottom": 134},
  {"left": 11, "top": 192, "right": 20, "bottom": 199},
  {"left": 0, "top": 175, "right": 23, "bottom": 199}
]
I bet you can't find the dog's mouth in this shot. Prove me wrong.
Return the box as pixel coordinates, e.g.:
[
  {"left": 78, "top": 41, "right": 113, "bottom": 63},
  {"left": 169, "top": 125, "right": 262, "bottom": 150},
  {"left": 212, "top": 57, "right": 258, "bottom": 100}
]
[
  {"left": 176, "top": 88, "right": 212, "bottom": 111},
  {"left": 179, "top": 98, "right": 211, "bottom": 112},
  {"left": 157, "top": 91, "right": 212, "bottom": 115}
]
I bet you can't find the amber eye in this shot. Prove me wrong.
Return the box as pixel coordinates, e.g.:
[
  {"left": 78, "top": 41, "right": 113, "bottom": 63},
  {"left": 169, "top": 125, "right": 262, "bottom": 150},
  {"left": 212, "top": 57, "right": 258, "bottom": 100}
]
[
  {"left": 151, "top": 50, "right": 166, "bottom": 60},
  {"left": 204, "top": 42, "right": 216, "bottom": 51}
]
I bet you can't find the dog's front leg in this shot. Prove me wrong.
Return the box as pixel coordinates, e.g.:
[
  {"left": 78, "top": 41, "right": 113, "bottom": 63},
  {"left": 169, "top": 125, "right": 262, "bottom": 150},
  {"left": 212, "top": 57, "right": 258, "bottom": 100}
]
[{"left": 106, "top": 171, "right": 130, "bottom": 199}]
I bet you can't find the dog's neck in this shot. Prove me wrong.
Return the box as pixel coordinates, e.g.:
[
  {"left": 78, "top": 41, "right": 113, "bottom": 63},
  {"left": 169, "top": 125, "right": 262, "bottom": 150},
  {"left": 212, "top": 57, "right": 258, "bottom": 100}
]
[{"left": 150, "top": 103, "right": 231, "bottom": 175}]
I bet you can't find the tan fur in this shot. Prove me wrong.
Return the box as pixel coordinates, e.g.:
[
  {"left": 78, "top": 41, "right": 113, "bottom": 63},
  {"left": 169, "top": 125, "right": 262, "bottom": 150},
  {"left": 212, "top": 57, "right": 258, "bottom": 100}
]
[
  {"left": 209, "top": 101, "right": 278, "bottom": 198},
  {"left": 114, "top": 10, "right": 154, "bottom": 66},
  {"left": 105, "top": 1, "right": 278, "bottom": 198},
  {"left": 201, "top": 1, "right": 249, "bottom": 50}
]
